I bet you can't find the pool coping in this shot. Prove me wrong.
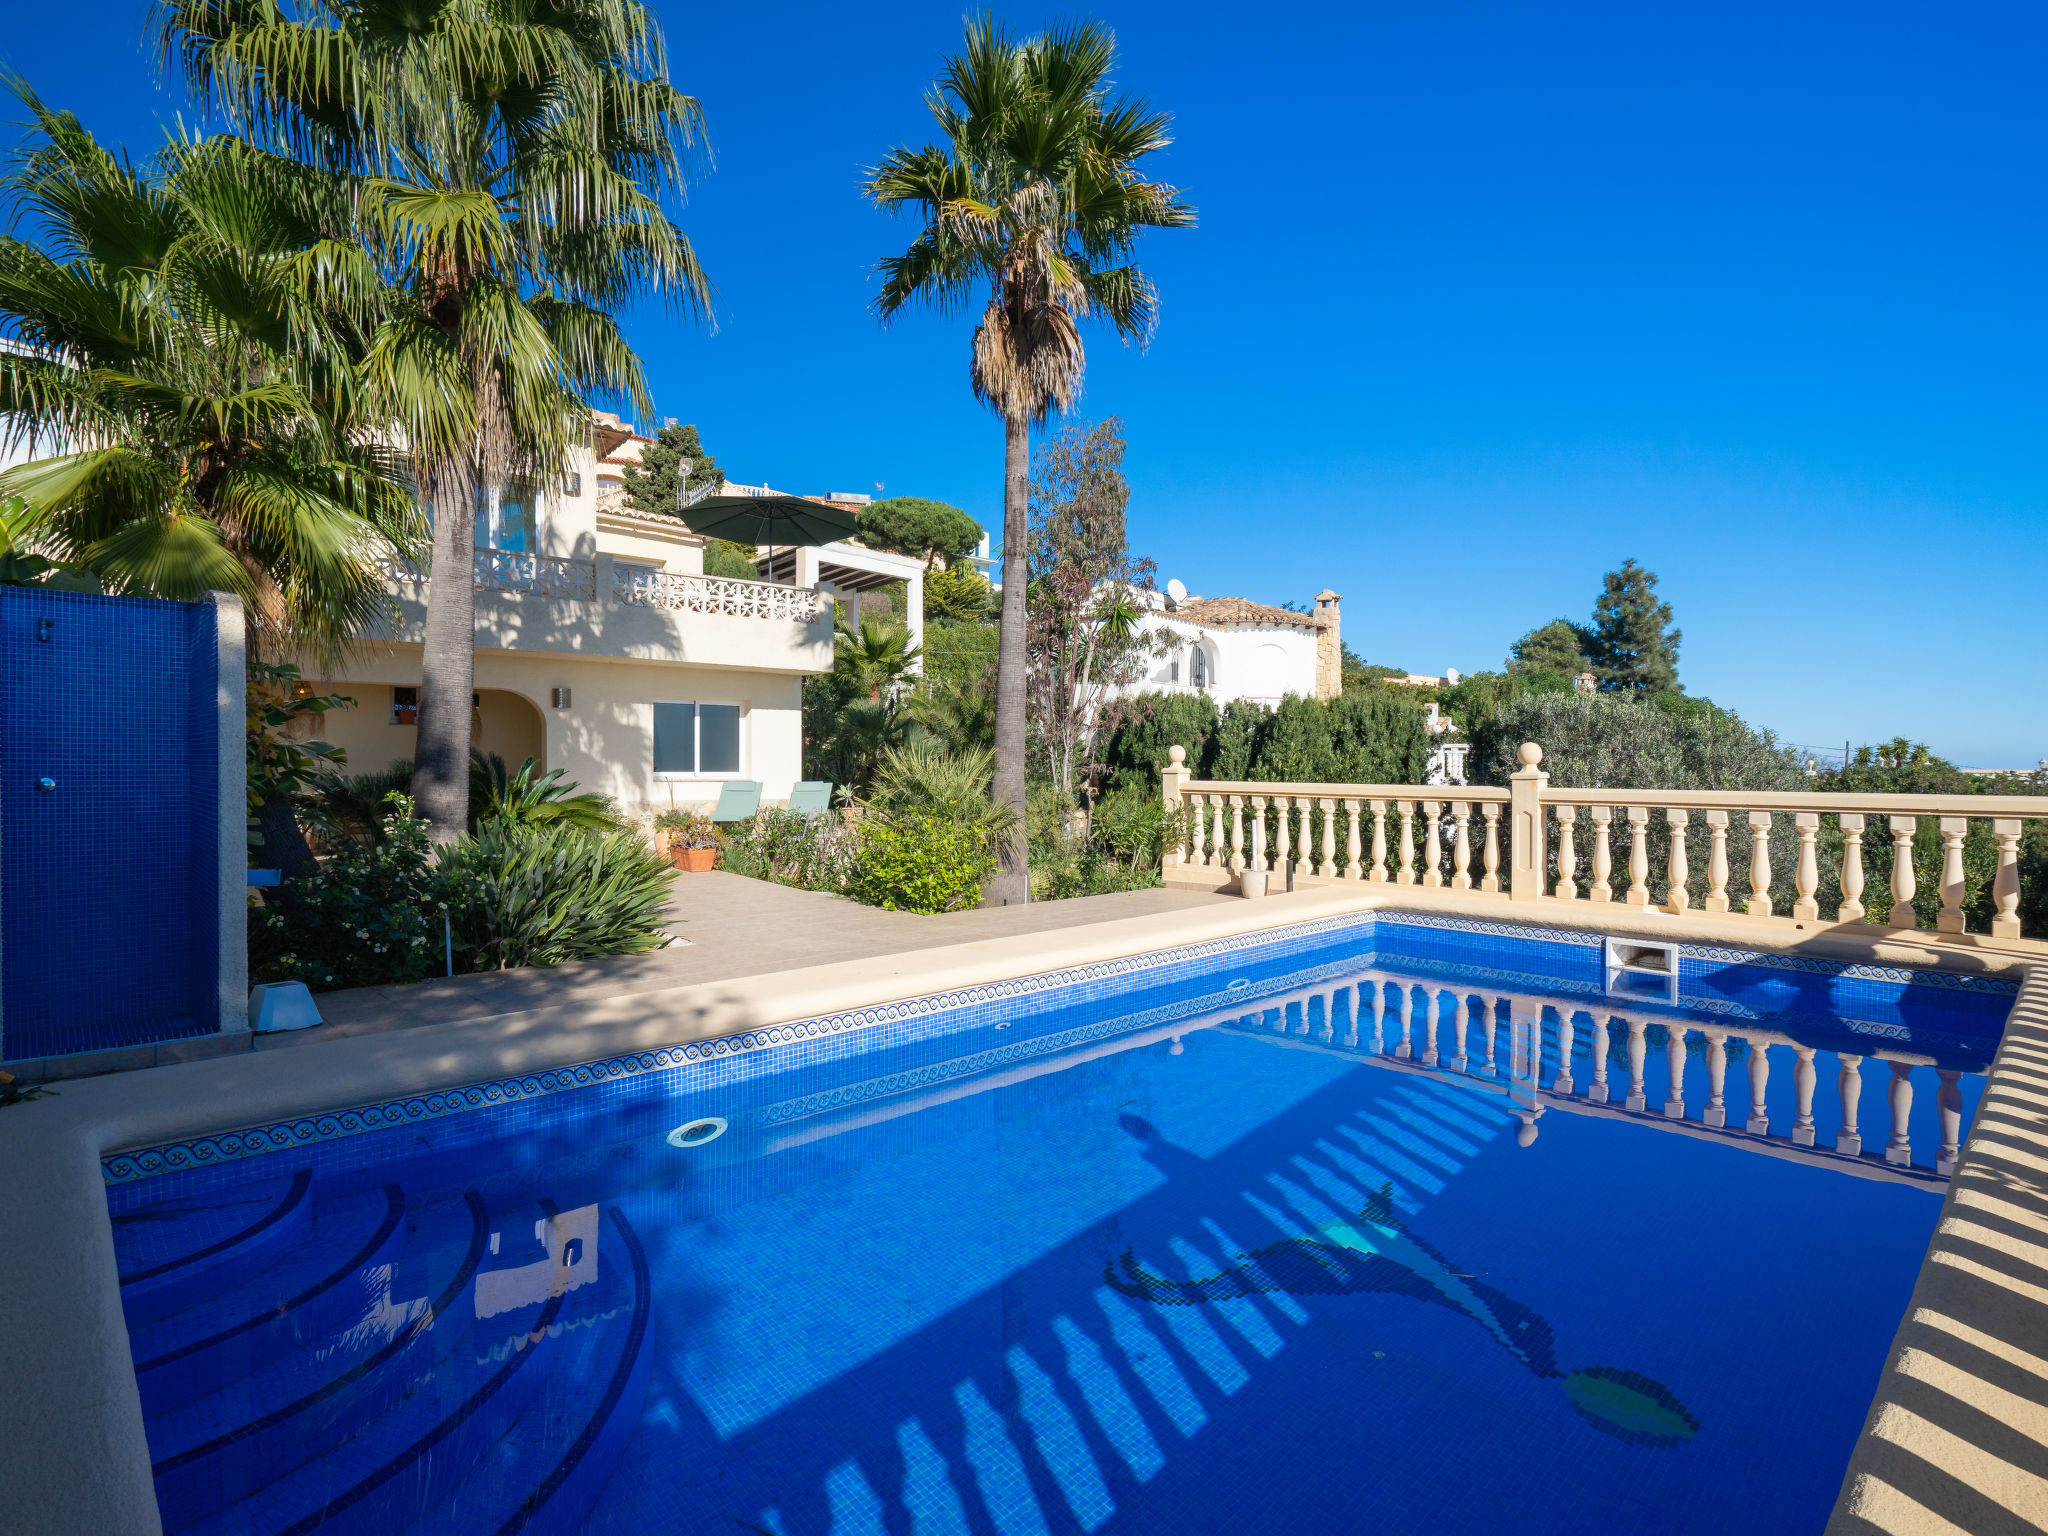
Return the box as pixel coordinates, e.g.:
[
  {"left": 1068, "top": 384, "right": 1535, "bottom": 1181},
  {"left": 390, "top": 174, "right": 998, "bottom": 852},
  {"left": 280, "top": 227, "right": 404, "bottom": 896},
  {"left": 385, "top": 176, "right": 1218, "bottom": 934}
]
[{"left": 2, "top": 881, "right": 2039, "bottom": 1535}]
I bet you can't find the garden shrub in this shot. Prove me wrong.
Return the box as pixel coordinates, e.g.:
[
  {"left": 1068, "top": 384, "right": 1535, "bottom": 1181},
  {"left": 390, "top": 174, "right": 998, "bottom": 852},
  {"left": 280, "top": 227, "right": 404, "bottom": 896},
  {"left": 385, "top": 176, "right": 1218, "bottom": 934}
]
[
  {"left": 720, "top": 808, "right": 853, "bottom": 892},
  {"left": 1101, "top": 691, "right": 1219, "bottom": 792},
  {"left": 848, "top": 812, "right": 992, "bottom": 913},
  {"left": 251, "top": 799, "right": 443, "bottom": 990},
  {"left": 442, "top": 821, "right": 675, "bottom": 969}
]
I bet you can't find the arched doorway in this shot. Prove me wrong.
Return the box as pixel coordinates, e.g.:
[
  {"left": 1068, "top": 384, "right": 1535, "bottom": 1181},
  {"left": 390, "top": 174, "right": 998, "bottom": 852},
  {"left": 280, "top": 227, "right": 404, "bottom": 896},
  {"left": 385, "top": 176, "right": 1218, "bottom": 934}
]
[{"left": 475, "top": 689, "right": 546, "bottom": 775}]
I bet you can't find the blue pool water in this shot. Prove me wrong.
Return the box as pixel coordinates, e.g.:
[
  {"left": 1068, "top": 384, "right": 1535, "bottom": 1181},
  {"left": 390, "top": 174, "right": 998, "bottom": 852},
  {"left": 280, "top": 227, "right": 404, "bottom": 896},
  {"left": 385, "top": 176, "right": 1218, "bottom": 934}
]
[{"left": 104, "top": 915, "right": 2014, "bottom": 1536}]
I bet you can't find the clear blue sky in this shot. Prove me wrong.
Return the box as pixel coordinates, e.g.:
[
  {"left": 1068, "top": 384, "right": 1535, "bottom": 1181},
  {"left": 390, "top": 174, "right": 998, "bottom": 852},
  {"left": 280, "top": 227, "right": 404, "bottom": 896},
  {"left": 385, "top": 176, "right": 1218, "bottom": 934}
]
[{"left": 7, "top": 2, "right": 2043, "bottom": 762}]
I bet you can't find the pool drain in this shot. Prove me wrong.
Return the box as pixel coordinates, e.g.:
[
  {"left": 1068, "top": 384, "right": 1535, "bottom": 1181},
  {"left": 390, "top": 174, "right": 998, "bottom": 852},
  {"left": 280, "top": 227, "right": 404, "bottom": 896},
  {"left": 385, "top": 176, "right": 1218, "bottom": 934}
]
[{"left": 666, "top": 1116, "right": 728, "bottom": 1149}]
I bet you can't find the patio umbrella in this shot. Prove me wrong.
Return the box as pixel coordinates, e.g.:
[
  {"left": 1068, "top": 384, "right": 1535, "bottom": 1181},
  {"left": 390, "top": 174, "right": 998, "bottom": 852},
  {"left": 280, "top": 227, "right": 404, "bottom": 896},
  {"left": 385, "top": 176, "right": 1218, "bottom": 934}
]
[{"left": 675, "top": 493, "right": 859, "bottom": 548}]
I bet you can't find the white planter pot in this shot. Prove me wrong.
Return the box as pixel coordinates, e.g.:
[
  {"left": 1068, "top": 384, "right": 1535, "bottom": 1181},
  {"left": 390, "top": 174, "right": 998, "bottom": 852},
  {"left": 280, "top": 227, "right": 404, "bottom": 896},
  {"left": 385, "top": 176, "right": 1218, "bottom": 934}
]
[{"left": 1238, "top": 869, "right": 1268, "bottom": 899}]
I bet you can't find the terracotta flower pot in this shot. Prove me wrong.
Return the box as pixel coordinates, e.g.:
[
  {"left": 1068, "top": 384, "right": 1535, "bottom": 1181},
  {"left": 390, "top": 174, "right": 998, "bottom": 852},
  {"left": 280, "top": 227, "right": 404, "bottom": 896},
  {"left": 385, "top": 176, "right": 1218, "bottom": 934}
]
[
  {"left": 394, "top": 706, "right": 418, "bottom": 725},
  {"left": 674, "top": 847, "right": 716, "bottom": 872}
]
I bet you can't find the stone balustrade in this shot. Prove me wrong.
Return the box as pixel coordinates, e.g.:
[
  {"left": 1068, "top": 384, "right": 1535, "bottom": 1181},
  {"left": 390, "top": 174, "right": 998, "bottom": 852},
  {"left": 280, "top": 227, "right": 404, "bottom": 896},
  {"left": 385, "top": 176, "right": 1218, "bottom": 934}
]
[
  {"left": 1161, "top": 742, "right": 2048, "bottom": 940},
  {"left": 383, "top": 551, "right": 827, "bottom": 623},
  {"left": 1226, "top": 972, "right": 1972, "bottom": 1179}
]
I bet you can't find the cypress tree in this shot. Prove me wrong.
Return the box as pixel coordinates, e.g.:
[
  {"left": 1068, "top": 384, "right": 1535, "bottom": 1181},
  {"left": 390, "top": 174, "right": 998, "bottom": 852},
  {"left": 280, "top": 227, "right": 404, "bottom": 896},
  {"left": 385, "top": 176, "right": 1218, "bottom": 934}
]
[
  {"left": 623, "top": 421, "right": 723, "bottom": 516},
  {"left": 1587, "top": 559, "right": 1681, "bottom": 694}
]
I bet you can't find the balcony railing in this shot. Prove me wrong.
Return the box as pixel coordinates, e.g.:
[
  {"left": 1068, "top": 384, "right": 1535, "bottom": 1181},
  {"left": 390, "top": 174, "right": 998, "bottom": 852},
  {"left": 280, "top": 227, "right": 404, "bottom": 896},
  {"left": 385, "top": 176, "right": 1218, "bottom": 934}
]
[
  {"left": 1162, "top": 742, "right": 2048, "bottom": 941},
  {"left": 382, "top": 552, "right": 827, "bottom": 623}
]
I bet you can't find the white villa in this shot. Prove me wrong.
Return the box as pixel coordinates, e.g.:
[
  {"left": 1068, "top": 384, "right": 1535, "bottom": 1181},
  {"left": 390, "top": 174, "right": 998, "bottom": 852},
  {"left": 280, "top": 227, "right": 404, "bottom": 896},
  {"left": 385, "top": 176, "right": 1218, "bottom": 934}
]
[
  {"left": 1121, "top": 585, "right": 1343, "bottom": 707},
  {"left": 300, "top": 412, "right": 922, "bottom": 819}
]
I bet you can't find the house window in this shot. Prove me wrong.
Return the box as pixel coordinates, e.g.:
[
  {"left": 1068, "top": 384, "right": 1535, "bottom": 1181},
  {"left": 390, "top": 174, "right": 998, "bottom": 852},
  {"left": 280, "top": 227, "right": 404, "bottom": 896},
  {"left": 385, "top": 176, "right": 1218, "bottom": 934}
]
[
  {"left": 653, "top": 701, "right": 743, "bottom": 777},
  {"left": 473, "top": 480, "right": 535, "bottom": 553},
  {"left": 1169, "top": 652, "right": 1180, "bottom": 684},
  {"left": 392, "top": 685, "right": 418, "bottom": 724},
  {"left": 1190, "top": 647, "right": 1209, "bottom": 688}
]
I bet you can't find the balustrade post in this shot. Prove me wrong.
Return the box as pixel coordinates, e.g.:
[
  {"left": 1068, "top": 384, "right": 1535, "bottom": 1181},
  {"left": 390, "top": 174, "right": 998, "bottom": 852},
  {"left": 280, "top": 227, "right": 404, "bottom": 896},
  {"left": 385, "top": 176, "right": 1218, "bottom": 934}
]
[
  {"left": 1482, "top": 804, "right": 1502, "bottom": 893},
  {"left": 1703, "top": 1031, "right": 1727, "bottom": 1127},
  {"left": 1554, "top": 806, "right": 1580, "bottom": 900},
  {"left": 1626, "top": 807, "right": 1651, "bottom": 907},
  {"left": 1368, "top": 799, "right": 1388, "bottom": 883},
  {"left": 1451, "top": 804, "right": 1473, "bottom": 891},
  {"left": 1937, "top": 817, "right": 1969, "bottom": 933},
  {"left": 1161, "top": 746, "right": 1191, "bottom": 869},
  {"left": 1665, "top": 809, "right": 1691, "bottom": 913},
  {"left": 1787, "top": 812, "right": 1819, "bottom": 920},
  {"left": 1587, "top": 1017, "right": 1610, "bottom": 1103},
  {"left": 1421, "top": 801, "right": 1443, "bottom": 889},
  {"left": 1229, "top": 795, "right": 1245, "bottom": 874},
  {"left": 1992, "top": 819, "right": 2023, "bottom": 938},
  {"left": 1626, "top": 1018, "right": 1647, "bottom": 1112},
  {"left": 1554, "top": 1010, "right": 1576, "bottom": 1096},
  {"left": 1885, "top": 1062, "right": 1914, "bottom": 1166},
  {"left": 1509, "top": 743, "right": 1549, "bottom": 903},
  {"left": 1665, "top": 1025, "right": 1688, "bottom": 1119},
  {"left": 1937, "top": 1070, "right": 1962, "bottom": 1177},
  {"left": 1746, "top": 1039, "right": 1771, "bottom": 1134},
  {"left": 1836, "top": 1055, "right": 1864, "bottom": 1157},
  {"left": 1344, "top": 799, "right": 1363, "bottom": 880},
  {"left": 1396, "top": 802, "right": 1416, "bottom": 886},
  {"left": 1839, "top": 814, "right": 1867, "bottom": 923},
  {"left": 1319, "top": 798, "right": 1338, "bottom": 879},
  {"left": 1450, "top": 994, "right": 1469, "bottom": 1072},
  {"left": 1746, "top": 811, "right": 1774, "bottom": 917},
  {"left": 1249, "top": 796, "right": 1269, "bottom": 875},
  {"left": 1589, "top": 806, "right": 1613, "bottom": 902},
  {"left": 1792, "top": 1046, "right": 1818, "bottom": 1147},
  {"left": 1704, "top": 810, "right": 1731, "bottom": 913},
  {"left": 1888, "top": 815, "right": 1919, "bottom": 928}
]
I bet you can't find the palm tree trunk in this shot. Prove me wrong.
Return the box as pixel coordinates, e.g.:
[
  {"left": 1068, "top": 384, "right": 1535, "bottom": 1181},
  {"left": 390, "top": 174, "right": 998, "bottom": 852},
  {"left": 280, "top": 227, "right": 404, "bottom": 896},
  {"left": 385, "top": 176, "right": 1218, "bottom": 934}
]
[
  {"left": 413, "top": 457, "right": 476, "bottom": 843},
  {"left": 988, "top": 410, "right": 1031, "bottom": 904}
]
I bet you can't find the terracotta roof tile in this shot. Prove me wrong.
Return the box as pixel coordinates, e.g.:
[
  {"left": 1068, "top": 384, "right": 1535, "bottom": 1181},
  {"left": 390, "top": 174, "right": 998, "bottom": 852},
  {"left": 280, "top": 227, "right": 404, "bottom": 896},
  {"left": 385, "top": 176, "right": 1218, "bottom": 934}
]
[{"left": 1170, "top": 596, "right": 1326, "bottom": 629}]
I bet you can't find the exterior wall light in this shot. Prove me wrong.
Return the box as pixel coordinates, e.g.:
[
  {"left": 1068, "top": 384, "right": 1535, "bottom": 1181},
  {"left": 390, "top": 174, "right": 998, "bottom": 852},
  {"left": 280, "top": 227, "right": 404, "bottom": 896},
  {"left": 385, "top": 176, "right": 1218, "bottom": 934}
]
[{"left": 551, "top": 687, "right": 572, "bottom": 709}]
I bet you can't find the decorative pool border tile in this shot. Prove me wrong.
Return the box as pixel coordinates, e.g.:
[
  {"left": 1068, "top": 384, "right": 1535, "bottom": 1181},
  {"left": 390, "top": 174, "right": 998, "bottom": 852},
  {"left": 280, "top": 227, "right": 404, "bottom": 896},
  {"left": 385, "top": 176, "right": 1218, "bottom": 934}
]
[
  {"left": 1676, "top": 944, "right": 2019, "bottom": 995},
  {"left": 103, "top": 911, "right": 1379, "bottom": 1185}
]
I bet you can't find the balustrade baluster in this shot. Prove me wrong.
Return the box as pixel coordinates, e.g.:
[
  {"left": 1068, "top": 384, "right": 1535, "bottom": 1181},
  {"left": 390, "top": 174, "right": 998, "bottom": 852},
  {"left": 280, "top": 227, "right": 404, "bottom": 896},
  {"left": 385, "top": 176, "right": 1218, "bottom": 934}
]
[
  {"left": 1703, "top": 1031, "right": 1727, "bottom": 1127},
  {"left": 1420, "top": 802, "right": 1443, "bottom": 889},
  {"left": 1481, "top": 804, "right": 1502, "bottom": 893},
  {"left": 1665, "top": 809, "right": 1691, "bottom": 913},
  {"left": 1794, "top": 813, "right": 1821, "bottom": 921},
  {"left": 1839, "top": 814, "right": 1867, "bottom": 922},
  {"left": 1249, "top": 796, "right": 1269, "bottom": 874},
  {"left": 1274, "top": 796, "right": 1292, "bottom": 878},
  {"left": 1320, "top": 798, "right": 1338, "bottom": 879},
  {"left": 1704, "top": 810, "right": 1731, "bottom": 913},
  {"left": 1837, "top": 1055, "right": 1864, "bottom": 1156},
  {"left": 1888, "top": 815, "right": 1919, "bottom": 928},
  {"left": 1206, "top": 796, "right": 1222, "bottom": 867},
  {"left": 1589, "top": 806, "right": 1613, "bottom": 902},
  {"left": 1626, "top": 807, "right": 1651, "bottom": 907},
  {"left": 1746, "top": 811, "right": 1774, "bottom": 917},
  {"left": 1450, "top": 994, "right": 1469, "bottom": 1072},
  {"left": 1938, "top": 817, "right": 1969, "bottom": 933},
  {"left": 1665, "top": 1025, "right": 1688, "bottom": 1119},
  {"left": 1937, "top": 1070, "right": 1962, "bottom": 1177},
  {"left": 1452, "top": 804, "right": 1473, "bottom": 891},
  {"left": 1792, "top": 1046, "right": 1818, "bottom": 1146},
  {"left": 1344, "top": 799, "right": 1363, "bottom": 880},
  {"left": 1588, "top": 1017, "right": 1611, "bottom": 1103},
  {"left": 1396, "top": 802, "right": 1416, "bottom": 886},
  {"left": 1554, "top": 1011, "right": 1576, "bottom": 1096},
  {"left": 1229, "top": 795, "right": 1245, "bottom": 874},
  {"left": 1369, "top": 799, "right": 1388, "bottom": 883},
  {"left": 1626, "top": 1019, "right": 1647, "bottom": 1111},
  {"left": 1993, "top": 819, "right": 2023, "bottom": 938},
  {"left": 1885, "top": 1062, "right": 1914, "bottom": 1166},
  {"left": 1746, "top": 1039, "right": 1771, "bottom": 1134},
  {"left": 1420, "top": 988, "right": 1438, "bottom": 1067},
  {"left": 1554, "top": 807, "right": 1580, "bottom": 899}
]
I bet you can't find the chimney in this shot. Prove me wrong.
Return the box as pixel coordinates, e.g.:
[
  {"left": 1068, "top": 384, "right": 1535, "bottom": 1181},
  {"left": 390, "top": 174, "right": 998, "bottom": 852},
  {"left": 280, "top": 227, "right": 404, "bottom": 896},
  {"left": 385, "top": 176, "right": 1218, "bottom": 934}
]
[{"left": 1313, "top": 589, "right": 1342, "bottom": 699}]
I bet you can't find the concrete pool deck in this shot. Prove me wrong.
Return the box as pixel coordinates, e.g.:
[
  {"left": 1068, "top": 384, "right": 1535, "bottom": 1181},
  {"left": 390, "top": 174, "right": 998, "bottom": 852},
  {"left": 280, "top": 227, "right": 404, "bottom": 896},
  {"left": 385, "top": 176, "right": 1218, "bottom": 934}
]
[{"left": 2, "top": 879, "right": 2043, "bottom": 1535}]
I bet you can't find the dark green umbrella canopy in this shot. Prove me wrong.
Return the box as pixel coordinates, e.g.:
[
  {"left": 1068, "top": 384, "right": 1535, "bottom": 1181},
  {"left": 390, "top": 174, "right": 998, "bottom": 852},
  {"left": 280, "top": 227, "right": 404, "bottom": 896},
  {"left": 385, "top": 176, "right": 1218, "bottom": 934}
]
[{"left": 677, "top": 494, "right": 859, "bottom": 548}]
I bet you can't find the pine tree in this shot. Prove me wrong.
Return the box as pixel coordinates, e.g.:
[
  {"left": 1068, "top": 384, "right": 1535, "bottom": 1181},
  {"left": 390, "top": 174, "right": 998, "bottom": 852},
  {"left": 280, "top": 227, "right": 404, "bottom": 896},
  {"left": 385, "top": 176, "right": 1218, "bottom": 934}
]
[
  {"left": 1507, "top": 618, "right": 1595, "bottom": 679},
  {"left": 1587, "top": 559, "right": 1681, "bottom": 694},
  {"left": 623, "top": 422, "right": 723, "bottom": 517}
]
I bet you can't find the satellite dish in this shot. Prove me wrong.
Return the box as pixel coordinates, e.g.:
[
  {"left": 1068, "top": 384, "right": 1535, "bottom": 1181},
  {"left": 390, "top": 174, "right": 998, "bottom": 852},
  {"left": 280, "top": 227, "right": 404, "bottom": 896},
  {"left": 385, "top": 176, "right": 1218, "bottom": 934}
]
[{"left": 1166, "top": 578, "right": 1188, "bottom": 604}]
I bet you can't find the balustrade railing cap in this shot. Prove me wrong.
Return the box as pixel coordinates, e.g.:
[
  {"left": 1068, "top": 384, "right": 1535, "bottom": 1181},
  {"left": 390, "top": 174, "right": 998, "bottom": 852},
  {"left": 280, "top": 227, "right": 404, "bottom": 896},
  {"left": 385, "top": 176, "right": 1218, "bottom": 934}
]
[{"left": 1518, "top": 742, "right": 1543, "bottom": 767}]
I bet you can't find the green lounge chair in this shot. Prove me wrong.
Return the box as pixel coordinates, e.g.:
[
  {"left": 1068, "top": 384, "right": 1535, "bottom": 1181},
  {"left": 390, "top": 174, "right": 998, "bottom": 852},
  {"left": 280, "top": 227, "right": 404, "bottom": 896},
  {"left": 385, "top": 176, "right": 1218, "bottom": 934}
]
[
  {"left": 710, "top": 780, "right": 762, "bottom": 823},
  {"left": 786, "top": 781, "right": 833, "bottom": 817}
]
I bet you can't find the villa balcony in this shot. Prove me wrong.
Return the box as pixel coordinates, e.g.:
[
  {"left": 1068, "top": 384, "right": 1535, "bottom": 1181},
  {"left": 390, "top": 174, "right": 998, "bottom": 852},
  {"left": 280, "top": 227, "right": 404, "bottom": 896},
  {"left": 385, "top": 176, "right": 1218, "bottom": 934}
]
[{"left": 375, "top": 549, "right": 834, "bottom": 673}]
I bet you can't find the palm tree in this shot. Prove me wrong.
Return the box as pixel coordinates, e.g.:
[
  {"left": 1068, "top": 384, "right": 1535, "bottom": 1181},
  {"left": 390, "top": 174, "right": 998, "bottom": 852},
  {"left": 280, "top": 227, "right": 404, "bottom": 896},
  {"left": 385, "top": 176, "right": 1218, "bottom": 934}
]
[
  {"left": 0, "top": 89, "right": 420, "bottom": 656},
  {"left": 865, "top": 18, "right": 1192, "bottom": 902},
  {"left": 155, "top": 0, "right": 713, "bottom": 839},
  {"left": 834, "top": 613, "right": 923, "bottom": 701}
]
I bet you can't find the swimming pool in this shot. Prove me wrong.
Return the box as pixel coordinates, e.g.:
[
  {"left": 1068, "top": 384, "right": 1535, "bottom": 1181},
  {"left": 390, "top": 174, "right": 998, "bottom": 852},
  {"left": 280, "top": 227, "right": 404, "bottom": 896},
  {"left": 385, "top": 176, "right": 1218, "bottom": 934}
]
[{"left": 103, "top": 914, "right": 2014, "bottom": 1536}]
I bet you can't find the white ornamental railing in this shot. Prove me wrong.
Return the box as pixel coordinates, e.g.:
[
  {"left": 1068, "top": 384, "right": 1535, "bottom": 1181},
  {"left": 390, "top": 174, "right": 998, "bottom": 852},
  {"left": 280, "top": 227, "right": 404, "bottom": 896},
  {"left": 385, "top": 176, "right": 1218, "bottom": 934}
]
[
  {"left": 1162, "top": 742, "right": 2048, "bottom": 941},
  {"left": 610, "top": 565, "right": 829, "bottom": 623},
  {"left": 473, "top": 549, "right": 596, "bottom": 600}
]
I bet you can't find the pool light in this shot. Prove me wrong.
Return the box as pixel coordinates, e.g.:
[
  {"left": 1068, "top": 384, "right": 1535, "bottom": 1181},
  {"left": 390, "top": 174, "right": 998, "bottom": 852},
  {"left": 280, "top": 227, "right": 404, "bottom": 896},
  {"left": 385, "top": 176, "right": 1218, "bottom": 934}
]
[{"left": 666, "top": 1117, "right": 728, "bottom": 1149}]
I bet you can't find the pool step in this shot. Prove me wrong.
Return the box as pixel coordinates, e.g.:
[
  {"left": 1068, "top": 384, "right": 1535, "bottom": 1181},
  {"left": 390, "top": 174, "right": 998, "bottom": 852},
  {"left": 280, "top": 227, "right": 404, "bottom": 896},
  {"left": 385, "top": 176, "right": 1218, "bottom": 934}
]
[
  {"left": 115, "top": 1169, "right": 314, "bottom": 1311},
  {"left": 118, "top": 1178, "right": 653, "bottom": 1536}
]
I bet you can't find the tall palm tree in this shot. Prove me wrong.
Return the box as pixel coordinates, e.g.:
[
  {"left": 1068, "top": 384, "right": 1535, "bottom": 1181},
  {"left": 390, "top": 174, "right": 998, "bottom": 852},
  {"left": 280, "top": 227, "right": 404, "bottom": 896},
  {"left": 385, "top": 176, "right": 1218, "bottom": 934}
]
[
  {"left": 155, "top": 0, "right": 713, "bottom": 839},
  {"left": 865, "top": 18, "right": 1192, "bottom": 903},
  {"left": 0, "top": 88, "right": 420, "bottom": 656}
]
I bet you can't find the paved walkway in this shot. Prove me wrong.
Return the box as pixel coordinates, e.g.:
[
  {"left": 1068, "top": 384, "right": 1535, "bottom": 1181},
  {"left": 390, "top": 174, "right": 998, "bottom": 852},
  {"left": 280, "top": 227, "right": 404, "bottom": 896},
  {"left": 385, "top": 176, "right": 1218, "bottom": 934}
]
[{"left": 287, "top": 874, "right": 1233, "bottom": 1046}]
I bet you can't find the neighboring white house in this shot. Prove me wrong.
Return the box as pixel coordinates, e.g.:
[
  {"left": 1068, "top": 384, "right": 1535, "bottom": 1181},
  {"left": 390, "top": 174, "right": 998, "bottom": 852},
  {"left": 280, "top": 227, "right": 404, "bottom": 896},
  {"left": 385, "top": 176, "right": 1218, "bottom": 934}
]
[{"left": 1120, "top": 585, "right": 1344, "bottom": 708}]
